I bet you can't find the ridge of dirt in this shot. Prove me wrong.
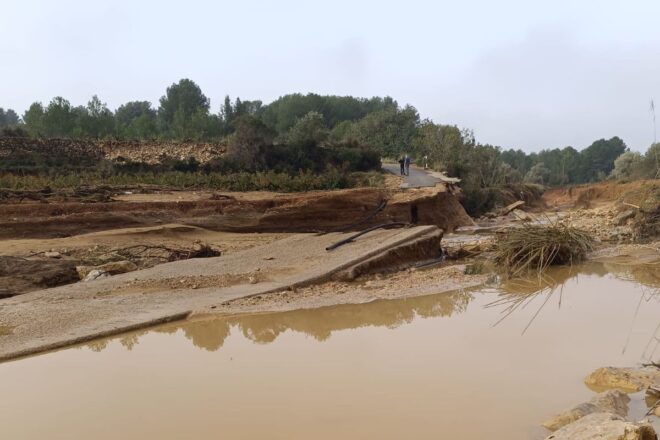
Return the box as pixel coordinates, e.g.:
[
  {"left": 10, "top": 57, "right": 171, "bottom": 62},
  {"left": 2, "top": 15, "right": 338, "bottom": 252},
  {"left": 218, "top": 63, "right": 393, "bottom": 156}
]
[
  {"left": 543, "top": 179, "right": 658, "bottom": 209},
  {"left": 0, "top": 186, "right": 473, "bottom": 239}
]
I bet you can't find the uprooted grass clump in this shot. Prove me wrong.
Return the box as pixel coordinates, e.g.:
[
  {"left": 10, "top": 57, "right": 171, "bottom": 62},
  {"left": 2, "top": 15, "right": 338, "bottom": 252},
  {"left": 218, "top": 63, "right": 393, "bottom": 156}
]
[{"left": 494, "top": 223, "right": 596, "bottom": 277}]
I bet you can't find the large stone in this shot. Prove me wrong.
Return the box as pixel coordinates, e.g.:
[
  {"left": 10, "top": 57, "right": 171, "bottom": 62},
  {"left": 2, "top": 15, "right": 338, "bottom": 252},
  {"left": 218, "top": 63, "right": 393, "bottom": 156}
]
[
  {"left": 82, "top": 269, "right": 109, "bottom": 282},
  {"left": 97, "top": 260, "right": 138, "bottom": 275},
  {"left": 586, "top": 367, "right": 660, "bottom": 392},
  {"left": 77, "top": 260, "right": 137, "bottom": 280},
  {"left": 543, "top": 390, "right": 631, "bottom": 431},
  {"left": 613, "top": 209, "right": 636, "bottom": 226},
  {"left": 499, "top": 200, "right": 525, "bottom": 216},
  {"left": 544, "top": 413, "right": 657, "bottom": 440},
  {"left": 512, "top": 209, "right": 535, "bottom": 222}
]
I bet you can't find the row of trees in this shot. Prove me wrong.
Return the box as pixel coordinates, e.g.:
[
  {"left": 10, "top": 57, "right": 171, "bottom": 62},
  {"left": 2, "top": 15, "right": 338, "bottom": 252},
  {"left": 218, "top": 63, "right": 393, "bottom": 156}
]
[{"left": 2, "top": 78, "right": 658, "bottom": 187}]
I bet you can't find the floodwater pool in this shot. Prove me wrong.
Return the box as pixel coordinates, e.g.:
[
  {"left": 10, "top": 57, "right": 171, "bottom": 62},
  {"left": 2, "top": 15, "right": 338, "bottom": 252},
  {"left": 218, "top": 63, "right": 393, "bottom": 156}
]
[{"left": 1, "top": 262, "right": 658, "bottom": 439}]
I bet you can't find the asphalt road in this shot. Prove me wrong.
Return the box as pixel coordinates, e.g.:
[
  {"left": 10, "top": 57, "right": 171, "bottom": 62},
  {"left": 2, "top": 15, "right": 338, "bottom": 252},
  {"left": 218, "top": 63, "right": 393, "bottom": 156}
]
[{"left": 382, "top": 163, "right": 439, "bottom": 188}]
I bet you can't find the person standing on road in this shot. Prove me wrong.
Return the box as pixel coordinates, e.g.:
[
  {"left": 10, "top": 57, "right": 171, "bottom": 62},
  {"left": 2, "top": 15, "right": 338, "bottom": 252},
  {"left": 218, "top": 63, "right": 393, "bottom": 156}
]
[
  {"left": 404, "top": 155, "right": 411, "bottom": 176},
  {"left": 398, "top": 157, "right": 405, "bottom": 175}
]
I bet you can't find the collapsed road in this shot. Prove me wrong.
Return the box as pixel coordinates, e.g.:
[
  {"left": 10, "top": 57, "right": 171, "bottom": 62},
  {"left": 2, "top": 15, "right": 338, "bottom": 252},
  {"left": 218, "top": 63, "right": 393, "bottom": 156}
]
[{"left": 0, "top": 225, "right": 445, "bottom": 362}]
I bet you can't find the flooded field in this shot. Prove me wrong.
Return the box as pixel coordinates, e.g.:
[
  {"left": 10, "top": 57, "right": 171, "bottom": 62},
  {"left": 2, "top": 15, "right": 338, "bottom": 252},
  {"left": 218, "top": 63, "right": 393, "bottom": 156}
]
[{"left": 1, "top": 262, "right": 658, "bottom": 439}]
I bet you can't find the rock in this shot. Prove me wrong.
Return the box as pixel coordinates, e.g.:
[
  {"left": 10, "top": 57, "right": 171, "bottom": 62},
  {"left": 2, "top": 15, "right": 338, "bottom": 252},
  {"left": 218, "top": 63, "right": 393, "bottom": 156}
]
[
  {"left": 543, "top": 390, "right": 630, "bottom": 431},
  {"left": 544, "top": 413, "right": 657, "bottom": 440},
  {"left": 655, "top": 406, "right": 660, "bottom": 417},
  {"left": 97, "top": 260, "right": 137, "bottom": 275},
  {"left": 512, "top": 209, "right": 535, "bottom": 222},
  {"left": 248, "top": 276, "right": 257, "bottom": 284},
  {"left": 76, "top": 265, "right": 93, "bottom": 279},
  {"left": 585, "top": 367, "right": 660, "bottom": 392},
  {"left": 77, "top": 261, "right": 137, "bottom": 280},
  {"left": 43, "top": 251, "right": 61, "bottom": 259},
  {"left": 83, "top": 269, "right": 109, "bottom": 282},
  {"left": 613, "top": 209, "right": 636, "bottom": 226},
  {"left": 499, "top": 200, "right": 526, "bottom": 216},
  {"left": 606, "top": 226, "right": 633, "bottom": 240}
]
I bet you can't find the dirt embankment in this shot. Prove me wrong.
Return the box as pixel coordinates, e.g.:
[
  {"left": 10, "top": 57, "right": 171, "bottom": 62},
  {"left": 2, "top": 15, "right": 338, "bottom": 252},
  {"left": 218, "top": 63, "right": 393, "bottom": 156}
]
[
  {"left": 0, "top": 186, "right": 473, "bottom": 239},
  {"left": 541, "top": 179, "right": 659, "bottom": 242},
  {"left": 0, "top": 184, "right": 472, "bottom": 297},
  {"left": 0, "top": 137, "right": 226, "bottom": 164},
  {"left": 543, "top": 179, "right": 658, "bottom": 209}
]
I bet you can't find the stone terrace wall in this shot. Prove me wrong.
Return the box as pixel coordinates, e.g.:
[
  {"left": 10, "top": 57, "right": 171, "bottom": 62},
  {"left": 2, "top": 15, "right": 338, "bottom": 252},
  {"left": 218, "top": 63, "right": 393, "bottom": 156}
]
[{"left": 0, "top": 138, "right": 227, "bottom": 164}]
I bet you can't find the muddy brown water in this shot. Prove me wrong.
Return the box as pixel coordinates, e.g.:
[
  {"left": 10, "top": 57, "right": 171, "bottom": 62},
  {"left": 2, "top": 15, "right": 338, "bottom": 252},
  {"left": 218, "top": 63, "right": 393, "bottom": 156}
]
[{"left": 1, "top": 262, "right": 658, "bottom": 439}]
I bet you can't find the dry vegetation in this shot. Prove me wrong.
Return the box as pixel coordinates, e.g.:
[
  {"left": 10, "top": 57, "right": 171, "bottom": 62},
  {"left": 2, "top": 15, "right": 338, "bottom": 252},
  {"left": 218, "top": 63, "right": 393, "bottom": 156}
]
[{"left": 494, "top": 223, "right": 596, "bottom": 277}]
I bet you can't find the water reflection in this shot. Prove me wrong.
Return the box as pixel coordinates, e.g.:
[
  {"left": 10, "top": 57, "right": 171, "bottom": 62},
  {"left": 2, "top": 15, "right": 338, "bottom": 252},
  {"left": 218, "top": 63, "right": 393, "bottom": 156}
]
[
  {"left": 111, "top": 289, "right": 473, "bottom": 352},
  {"left": 490, "top": 262, "right": 659, "bottom": 328},
  {"left": 85, "top": 261, "right": 658, "bottom": 354}
]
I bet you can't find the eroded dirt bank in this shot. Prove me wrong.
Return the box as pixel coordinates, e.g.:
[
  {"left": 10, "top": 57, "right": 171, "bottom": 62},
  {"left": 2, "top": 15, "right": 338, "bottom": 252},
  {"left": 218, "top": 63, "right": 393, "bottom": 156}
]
[
  {"left": 0, "top": 185, "right": 472, "bottom": 239},
  {"left": 0, "top": 184, "right": 473, "bottom": 297}
]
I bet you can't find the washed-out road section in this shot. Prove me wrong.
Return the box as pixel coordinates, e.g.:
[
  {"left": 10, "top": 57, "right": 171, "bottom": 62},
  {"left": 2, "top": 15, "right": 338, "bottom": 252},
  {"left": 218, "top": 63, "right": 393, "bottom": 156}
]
[{"left": 0, "top": 226, "right": 439, "bottom": 362}]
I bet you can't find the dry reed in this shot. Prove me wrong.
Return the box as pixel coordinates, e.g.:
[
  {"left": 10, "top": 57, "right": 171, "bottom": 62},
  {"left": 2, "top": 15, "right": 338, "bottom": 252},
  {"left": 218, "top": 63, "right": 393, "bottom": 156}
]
[{"left": 494, "top": 223, "right": 595, "bottom": 278}]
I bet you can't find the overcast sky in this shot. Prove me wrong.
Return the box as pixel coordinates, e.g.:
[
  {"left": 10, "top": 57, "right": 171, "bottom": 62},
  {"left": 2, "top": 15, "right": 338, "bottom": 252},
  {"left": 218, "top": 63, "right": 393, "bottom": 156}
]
[{"left": 2, "top": 0, "right": 660, "bottom": 152}]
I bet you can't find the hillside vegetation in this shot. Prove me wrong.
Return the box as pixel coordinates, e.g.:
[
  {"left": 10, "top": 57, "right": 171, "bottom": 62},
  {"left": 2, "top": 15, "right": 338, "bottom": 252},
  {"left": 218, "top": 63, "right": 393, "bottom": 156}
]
[{"left": 2, "top": 79, "right": 658, "bottom": 214}]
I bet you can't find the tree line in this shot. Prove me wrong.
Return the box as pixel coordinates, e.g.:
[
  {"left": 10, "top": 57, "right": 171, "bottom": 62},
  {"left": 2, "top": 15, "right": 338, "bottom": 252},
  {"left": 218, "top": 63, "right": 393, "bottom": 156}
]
[{"left": 1, "top": 78, "right": 658, "bottom": 190}]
